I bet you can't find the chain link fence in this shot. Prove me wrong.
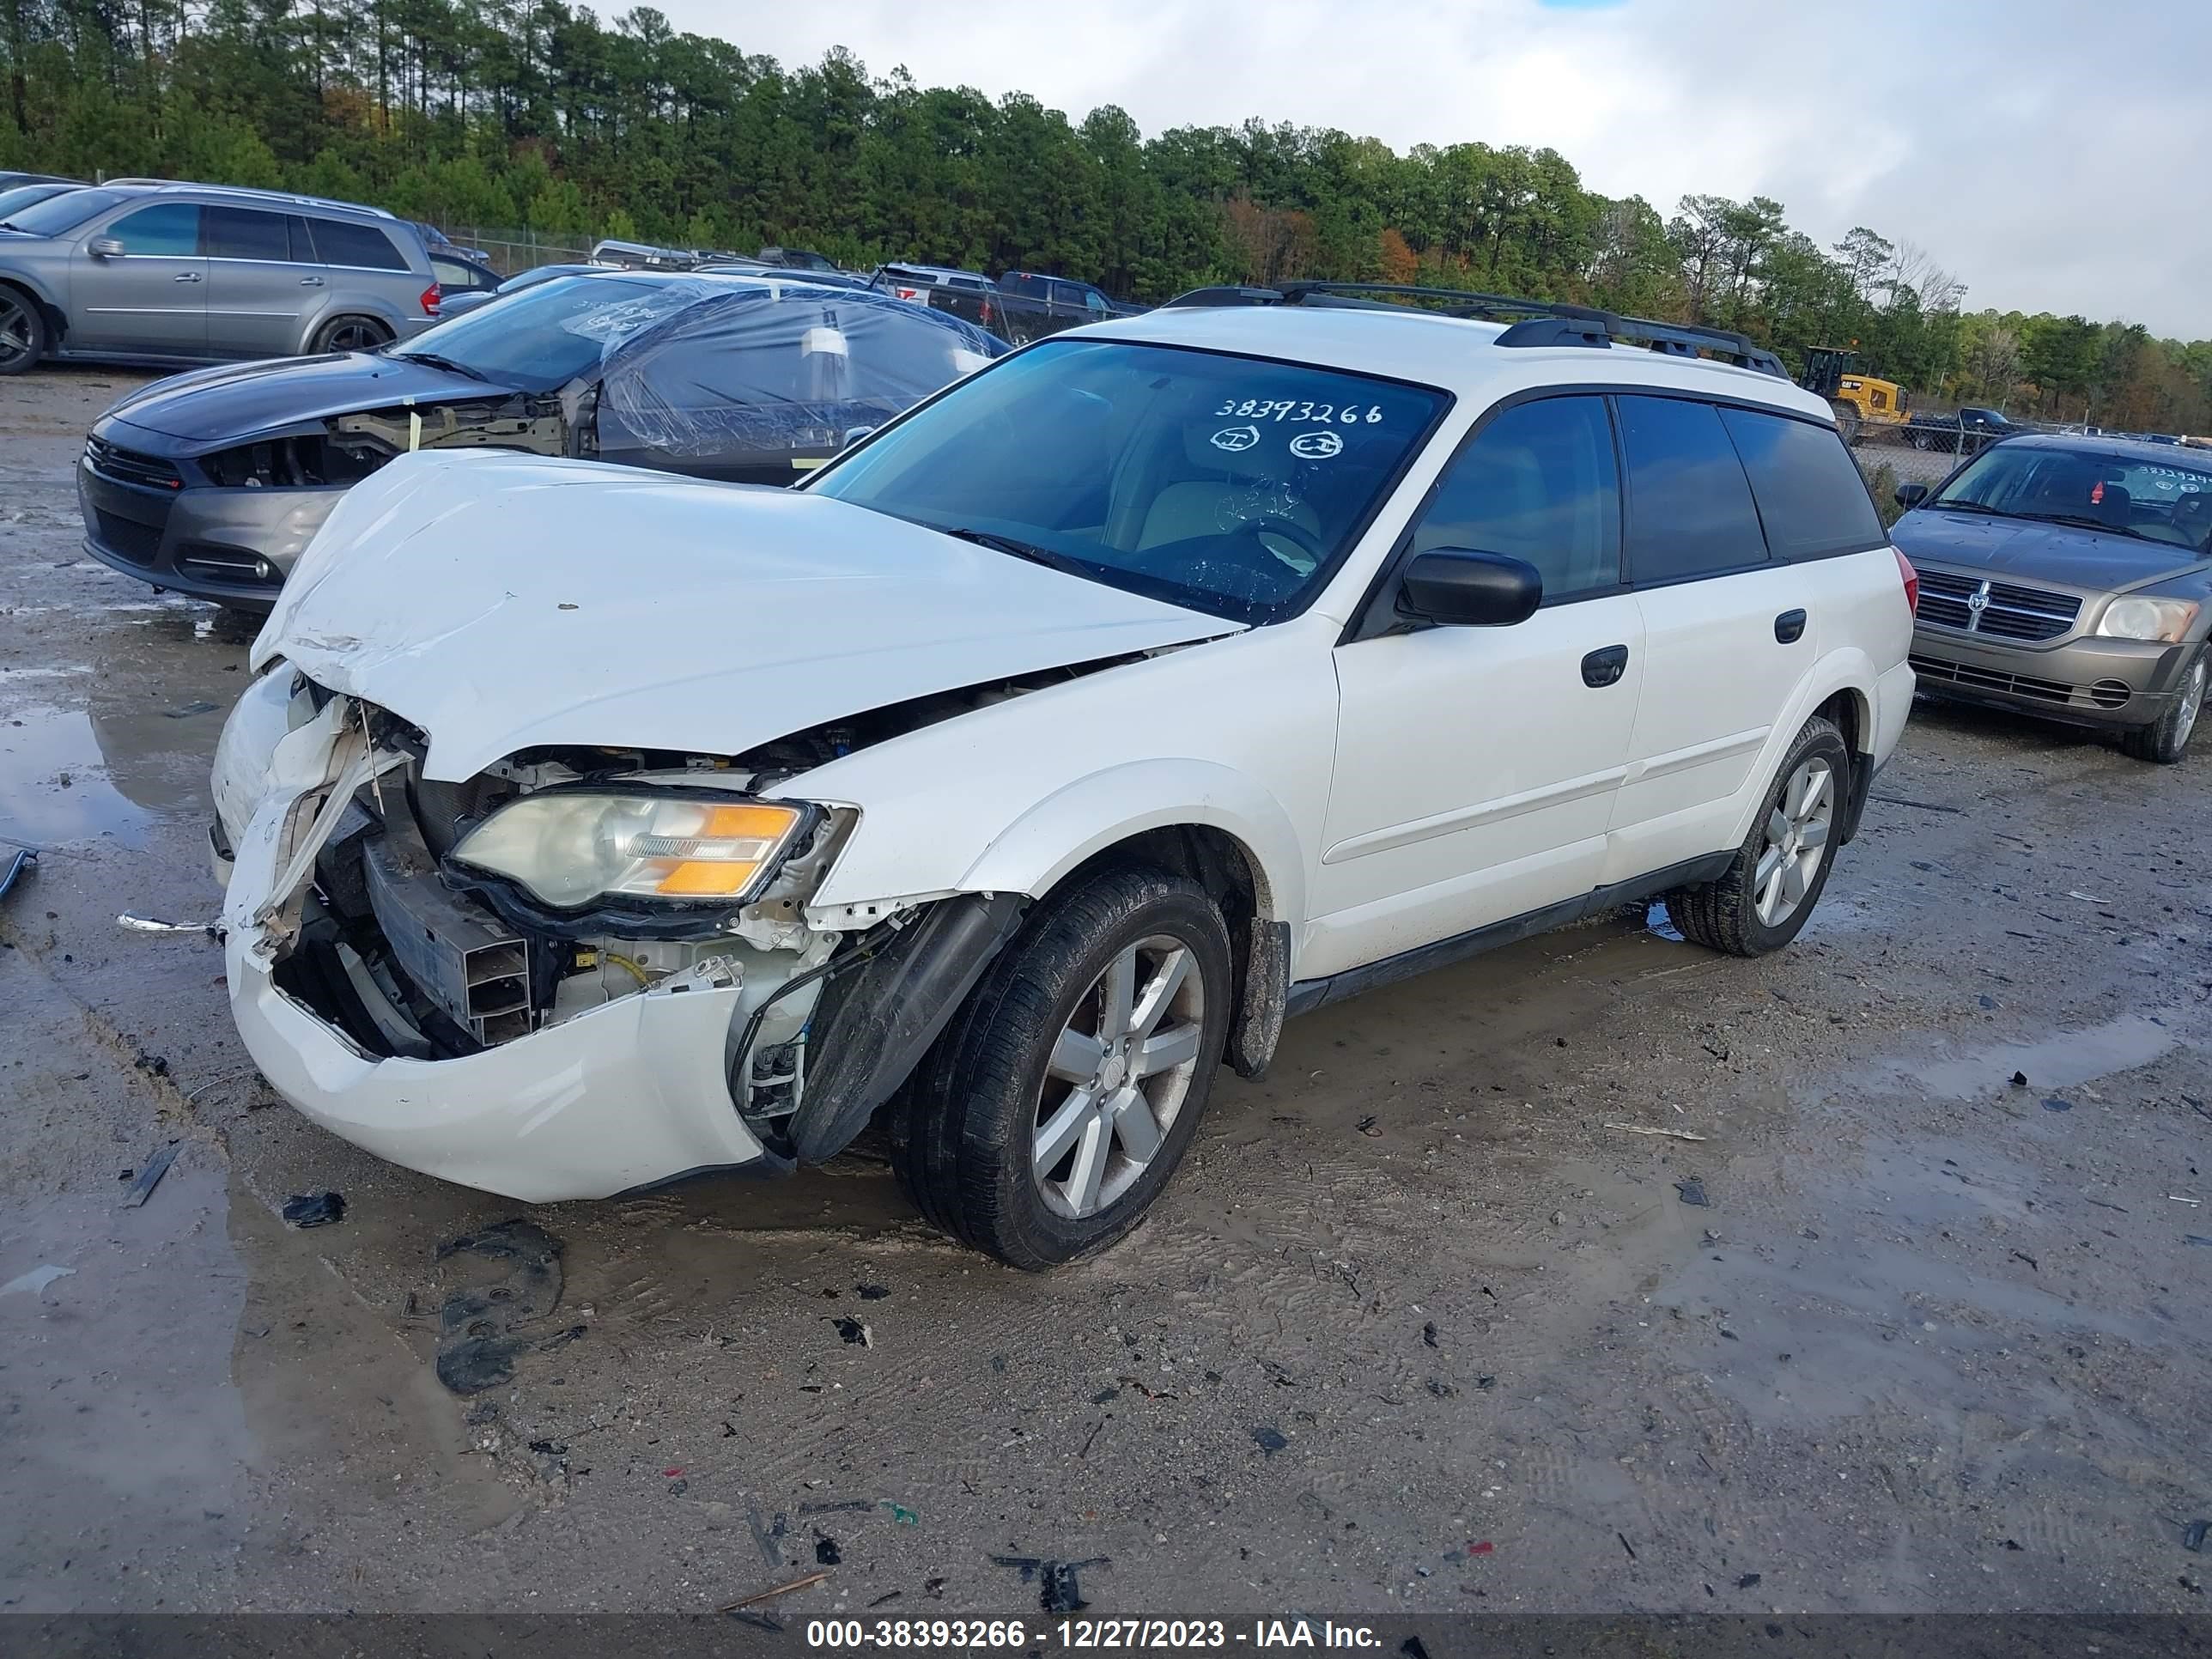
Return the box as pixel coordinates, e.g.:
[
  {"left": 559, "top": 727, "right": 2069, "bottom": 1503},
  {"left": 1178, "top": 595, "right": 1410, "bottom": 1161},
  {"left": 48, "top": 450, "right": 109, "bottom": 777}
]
[{"left": 442, "top": 225, "right": 592, "bottom": 276}]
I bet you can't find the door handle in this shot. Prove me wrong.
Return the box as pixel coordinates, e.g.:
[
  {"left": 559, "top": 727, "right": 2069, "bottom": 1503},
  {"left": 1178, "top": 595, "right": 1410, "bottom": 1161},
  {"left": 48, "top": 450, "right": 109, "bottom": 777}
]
[
  {"left": 172, "top": 271, "right": 203, "bottom": 284},
  {"left": 1581, "top": 644, "right": 1629, "bottom": 688},
  {"left": 299, "top": 276, "right": 325, "bottom": 287},
  {"left": 1774, "top": 608, "right": 1808, "bottom": 644}
]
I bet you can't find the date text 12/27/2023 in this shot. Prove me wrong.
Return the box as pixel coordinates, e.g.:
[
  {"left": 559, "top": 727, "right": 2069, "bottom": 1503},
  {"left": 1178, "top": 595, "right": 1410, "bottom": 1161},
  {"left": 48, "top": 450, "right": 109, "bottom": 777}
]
[{"left": 804, "top": 1619, "right": 1384, "bottom": 1650}]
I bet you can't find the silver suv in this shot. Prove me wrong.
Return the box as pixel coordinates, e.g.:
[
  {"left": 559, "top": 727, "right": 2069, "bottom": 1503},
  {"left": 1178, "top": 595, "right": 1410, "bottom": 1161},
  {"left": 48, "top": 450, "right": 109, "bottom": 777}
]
[{"left": 0, "top": 182, "right": 439, "bottom": 374}]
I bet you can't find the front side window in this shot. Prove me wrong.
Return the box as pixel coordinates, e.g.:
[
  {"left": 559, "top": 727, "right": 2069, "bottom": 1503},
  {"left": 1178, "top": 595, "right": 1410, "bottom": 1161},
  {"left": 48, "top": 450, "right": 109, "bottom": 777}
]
[
  {"left": 1933, "top": 443, "right": 2212, "bottom": 550},
  {"left": 107, "top": 204, "right": 200, "bottom": 256},
  {"left": 1405, "top": 396, "right": 1620, "bottom": 599},
  {"left": 1718, "top": 405, "right": 1885, "bottom": 559},
  {"left": 1618, "top": 394, "right": 1767, "bottom": 583},
  {"left": 811, "top": 337, "right": 1449, "bottom": 622},
  {"left": 204, "top": 205, "right": 291, "bottom": 263}
]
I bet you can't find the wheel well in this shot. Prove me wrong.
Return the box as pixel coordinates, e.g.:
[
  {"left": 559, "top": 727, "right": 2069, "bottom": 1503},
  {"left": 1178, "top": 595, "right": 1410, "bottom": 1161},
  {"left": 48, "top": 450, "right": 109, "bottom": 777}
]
[
  {"left": 1816, "top": 687, "right": 1865, "bottom": 757},
  {"left": 0, "top": 278, "right": 61, "bottom": 345},
  {"left": 1048, "top": 825, "right": 1284, "bottom": 1078}
]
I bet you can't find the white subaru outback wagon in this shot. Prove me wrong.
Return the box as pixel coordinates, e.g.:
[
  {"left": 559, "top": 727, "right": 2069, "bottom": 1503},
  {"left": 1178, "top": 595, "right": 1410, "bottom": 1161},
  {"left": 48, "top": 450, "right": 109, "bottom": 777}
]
[{"left": 210, "top": 283, "right": 1917, "bottom": 1268}]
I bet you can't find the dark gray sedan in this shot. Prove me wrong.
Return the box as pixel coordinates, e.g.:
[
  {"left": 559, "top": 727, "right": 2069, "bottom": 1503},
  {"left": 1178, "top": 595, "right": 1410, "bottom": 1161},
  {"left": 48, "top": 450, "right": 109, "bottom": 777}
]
[{"left": 1892, "top": 434, "right": 2211, "bottom": 763}]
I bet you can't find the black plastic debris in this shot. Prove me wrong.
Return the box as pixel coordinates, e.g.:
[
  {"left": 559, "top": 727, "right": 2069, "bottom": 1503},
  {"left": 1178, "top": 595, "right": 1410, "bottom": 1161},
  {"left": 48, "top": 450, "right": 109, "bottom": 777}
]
[
  {"left": 282, "top": 1191, "right": 345, "bottom": 1228},
  {"left": 814, "top": 1536, "right": 842, "bottom": 1566},
  {"left": 434, "top": 1218, "right": 565, "bottom": 1395},
  {"left": 122, "top": 1144, "right": 179, "bottom": 1209},
  {"left": 855, "top": 1284, "right": 890, "bottom": 1300},
  {"left": 2042, "top": 1097, "right": 2074, "bottom": 1113},
  {"left": 1252, "top": 1425, "right": 1288, "bottom": 1455},
  {"left": 1737, "top": 1572, "right": 1762, "bottom": 1589},
  {"left": 1355, "top": 1115, "right": 1382, "bottom": 1137},
  {"left": 2185, "top": 1236, "right": 2212, "bottom": 1249},
  {"left": 2010, "top": 1071, "right": 2029, "bottom": 1088},
  {"left": 1421, "top": 1321, "right": 1440, "bottom": 1349},
  {"left": 831, "top": 1316, "right": 872, "bottom": 1347},
  {"left": 2185, "top": 1519, "right": 2209, "bottom": 1553},
  {"left": 1675, "top": 1177, "right": 1711, "bottom": 1207},
  {"left": 991, "top": 1554, "right": 1108, "bottom": 1615}
]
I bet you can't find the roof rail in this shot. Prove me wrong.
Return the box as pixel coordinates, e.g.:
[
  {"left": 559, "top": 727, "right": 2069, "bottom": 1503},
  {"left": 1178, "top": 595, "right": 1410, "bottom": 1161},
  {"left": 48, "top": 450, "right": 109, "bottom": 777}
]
[
  {"left": 1161, "top": 279, "right": 1788, "bottom": 380},
  {"left": 108, "top": 179, "right": 398, "bottom": 219}
]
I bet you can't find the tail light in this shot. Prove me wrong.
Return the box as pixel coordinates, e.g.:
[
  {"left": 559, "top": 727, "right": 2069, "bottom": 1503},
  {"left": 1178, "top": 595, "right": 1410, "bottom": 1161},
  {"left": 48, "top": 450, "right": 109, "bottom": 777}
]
[
  {"left": 420, "top": 282, "right": 442, "bottom": 318},
  {"left": 1893, "top": 548, "right": 1919, "bottom": 616}
]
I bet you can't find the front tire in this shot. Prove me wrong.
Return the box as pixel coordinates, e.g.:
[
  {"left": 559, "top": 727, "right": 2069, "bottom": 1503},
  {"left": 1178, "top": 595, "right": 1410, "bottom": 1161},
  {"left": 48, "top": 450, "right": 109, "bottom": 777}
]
[
  {"left": 2120, "top": 651, "right": 2205, "bottom": 764},
  {"left": 1664, "top": 715, "right": 1852, "bottom": 957},
  {"left": 0, "top": 287, "right": 48, "bottom": 375},
  {"left": 890, "top": 866, "right": 1232, "bottom": 1270}
]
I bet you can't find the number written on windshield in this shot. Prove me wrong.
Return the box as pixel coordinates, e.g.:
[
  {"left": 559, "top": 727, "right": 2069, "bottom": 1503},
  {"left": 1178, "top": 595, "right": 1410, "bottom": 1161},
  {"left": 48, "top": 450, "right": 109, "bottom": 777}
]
[{"left": 1213, "top": 398, "right": 1387, "bottom": 423}]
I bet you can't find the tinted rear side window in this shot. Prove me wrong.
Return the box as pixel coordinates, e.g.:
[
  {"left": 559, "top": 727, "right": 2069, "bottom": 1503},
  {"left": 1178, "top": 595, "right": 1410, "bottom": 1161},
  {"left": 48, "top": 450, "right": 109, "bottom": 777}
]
[
  {"left": 204, "top": 205, "right": 291, "bottom": 262},
  {"left": 307, "top": 218, "right": 407, "bottom": 270},
  {"left": 1618, "top": 395, "right": 1767, "bottom": 583},
  {"left": 1719, "top": 405, "right": 1885, "bottom": 558}
]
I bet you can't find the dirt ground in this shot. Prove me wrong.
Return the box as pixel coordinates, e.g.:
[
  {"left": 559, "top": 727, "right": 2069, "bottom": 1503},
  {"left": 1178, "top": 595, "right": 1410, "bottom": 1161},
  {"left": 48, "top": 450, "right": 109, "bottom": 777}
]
[{"left": 3, "top": 365, "right": 2209, "bottom": 1622}]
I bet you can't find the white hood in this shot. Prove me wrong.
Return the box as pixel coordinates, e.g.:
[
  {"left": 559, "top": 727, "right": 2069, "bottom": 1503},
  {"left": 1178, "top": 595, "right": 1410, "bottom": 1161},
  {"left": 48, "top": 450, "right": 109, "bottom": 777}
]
[{"left": 255, "top": 451, "right": 1237, "bottom": 781}]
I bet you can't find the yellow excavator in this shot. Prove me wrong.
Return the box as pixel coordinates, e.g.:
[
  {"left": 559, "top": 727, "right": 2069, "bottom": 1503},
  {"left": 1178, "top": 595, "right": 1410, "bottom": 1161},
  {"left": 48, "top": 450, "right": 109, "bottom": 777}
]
[{"left": 1801, "top": 346, "right": 1909, "bottom": 445}]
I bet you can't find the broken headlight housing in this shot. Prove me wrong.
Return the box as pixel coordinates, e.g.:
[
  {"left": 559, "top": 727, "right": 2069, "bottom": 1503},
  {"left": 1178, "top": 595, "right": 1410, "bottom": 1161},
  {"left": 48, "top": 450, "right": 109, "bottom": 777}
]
[{"left": 449, "top": 789, "right": 811, "bottom": 911}]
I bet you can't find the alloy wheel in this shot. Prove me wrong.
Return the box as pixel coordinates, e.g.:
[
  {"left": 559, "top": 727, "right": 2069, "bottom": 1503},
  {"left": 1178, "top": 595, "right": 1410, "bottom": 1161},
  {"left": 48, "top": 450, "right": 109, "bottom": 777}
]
[
  {"left": 2178, "top": 660, "right": 2206, "bottom": 748},
  {"left": 1753, "top": 757, "right": 1835, "bottom": 927},
  {"left": 325, "top": 319, "right": 389, "bottom": 353},
  {"left": 0, "top": 294, "right": 34, "bottom": 370},
  {"left": 1031, "top": 934, "right": 1206, "bottom": 1220}
]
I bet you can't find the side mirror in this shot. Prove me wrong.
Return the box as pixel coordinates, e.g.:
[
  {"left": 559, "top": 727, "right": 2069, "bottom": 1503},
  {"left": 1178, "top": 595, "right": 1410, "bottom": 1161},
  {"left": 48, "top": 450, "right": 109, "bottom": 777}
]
[
  {"left": 841, "top": 426, "right": 876, "bottom": 450},
  {"left": 1894, "top": 483, "right": 1929, "bottom": 509},
  {"left": 88, "top": 236, "right": 126, "bottom": 259},
  {"left": 1397, "top": 549, "right": 1543, "bottom": 628}
]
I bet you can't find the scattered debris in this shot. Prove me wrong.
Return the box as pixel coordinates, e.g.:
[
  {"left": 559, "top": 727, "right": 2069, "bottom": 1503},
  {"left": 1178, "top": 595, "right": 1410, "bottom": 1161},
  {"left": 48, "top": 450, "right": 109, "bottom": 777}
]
[
  {"left": 855, "top": 1284, "right": 890, "bottom": 1300},
  {"left": 1475, "top": 1375, "right": 1497, "bottom": 1392},
  {"left": 1978, "top": 995, "right": 1996, "bottom": 1010},
  {"left": 991, "top": 1555, "right": 1107, "bottom": 1615},
  {"left": 2065, "top": 891, "right": 2109, "bottom": 904},
  {"left": 2010, "top": 1071, "right": 2029, "bottom": 1088},
  {"left": 2185, "top": 1236, "right": 2212, "bottom": 1249},
  {"left": 2171, "top": 1196, "right": 2204, "bottom": 1207},
  {"left": 0, "top": 1264, "right": 74, "bottom": 1298},
  {"left": 2011, "top": 1250, "right": 2040, "bottom": 1272},
  {"left": 434, "top": 1218, "right": 566, "bottom": 1395},
  {"left": 664, "top": 1467, "right": 686, "bottom": 1479},
  {"left": 1674, "top": 1177, "right": 1711, "bottom": 1207},
  {"left": 1468, "top": 1540, "right": 1495, "bottom": 1557},
  {"left": 1252, "top": 1425, "right": 1288, "bottom": 1455},
  {"left": 1737, "top": 1572, "right": 1762, "bottom": 1589},
  {"left": 1355, "top": 1115, "right": 1382, "bottom": 1137},
  {"left": 2042, "top": 1097, "right": 2074, "bottom": 1113},
  {"left": 882, "top": 1502, "right": 920, "bottom": 1526},
  {"left": 814, "top": 1536, "right": 842, "bottom": 1566},
  {"left": 122, "top": 1144, "right": 179, "bottom": 1208},
  {"left": 668, "top": 1478, "right": 690, "bottom": 1496},
  {"left": 117, "top": 913, "right": 217, "bottom": 936},
  {"left": 717, "top": 1569, "right": 830, "bottom": 1613},
  {"left": 0, "top": 846, "right": 33, "bottom": 902},
  {"left": 1607, "top": 1122, "right": 1709, "bottom": 1142},
  {"left": 798, "top": 1500, "right": 870, "bottom": 1516},
  {"left": 2185, "top": 1519, "right": 2208, "bottom": 1553},
  {"left": 1617, "top": 1532, "right": 1638, "bottom": 1560},
  {"left": 165, "top": 700, "right": 220, "bottom": 718},
  {"left": 1422, "top": 1321, "right": 1440, "bottom": 1349},
  {"left": 867, "top": 1590, "right": 902, "bottom": 1608},
  {"left": 830, "top": 1316, "right": 872, "bottom": 1347},
  {"left": 281, "top": 1191, "right": 345, "bottom": 1228}
]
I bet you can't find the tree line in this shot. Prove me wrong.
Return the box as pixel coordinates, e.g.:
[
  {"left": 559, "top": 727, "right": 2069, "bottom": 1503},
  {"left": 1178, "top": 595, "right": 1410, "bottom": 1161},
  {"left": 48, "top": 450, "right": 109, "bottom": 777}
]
[{"left": 5, "top": 0, "right": 2208, "bottom": 432}]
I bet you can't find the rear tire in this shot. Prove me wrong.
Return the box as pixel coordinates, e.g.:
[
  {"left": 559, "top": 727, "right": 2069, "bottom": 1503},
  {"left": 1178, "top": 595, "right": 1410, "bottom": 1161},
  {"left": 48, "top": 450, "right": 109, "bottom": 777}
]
[
  {"left": 312, "top": 315, "right": 392, "bottom": 355},
  {"left": 1664, "top": 715, "right": 1852, "bottom": 957},
  {"left": 2120, "top": 652, "right": 2205, "bottom": 764},
  {"left": 890, "top": 866, "right": 1231, "bottom": 1271},
  {"left": 0, "top": 286, "right": 48, "bottom": 375},
  {"left": 1828, "top": 401, "right": 1862, "bottom": 446}
]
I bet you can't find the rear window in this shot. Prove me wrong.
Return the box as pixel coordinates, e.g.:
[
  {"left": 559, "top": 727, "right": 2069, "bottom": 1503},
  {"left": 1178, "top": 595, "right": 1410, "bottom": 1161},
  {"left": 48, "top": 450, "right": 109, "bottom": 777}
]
[
  {"left": 1618, "top": 395, "right": 1768, "bottom": 583},
  {"left": 1718, "top": 406, "right": 1885, "bottom": 559},
  {"left": 307, "top": 217, "right": 408, "bottom": 270}
]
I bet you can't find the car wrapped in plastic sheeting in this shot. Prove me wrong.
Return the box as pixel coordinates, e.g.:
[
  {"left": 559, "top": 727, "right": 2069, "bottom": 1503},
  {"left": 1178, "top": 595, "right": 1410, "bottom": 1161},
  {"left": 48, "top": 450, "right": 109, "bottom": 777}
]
[{"left": 77, "top": 270, "right": 1006, "bottom": 609}]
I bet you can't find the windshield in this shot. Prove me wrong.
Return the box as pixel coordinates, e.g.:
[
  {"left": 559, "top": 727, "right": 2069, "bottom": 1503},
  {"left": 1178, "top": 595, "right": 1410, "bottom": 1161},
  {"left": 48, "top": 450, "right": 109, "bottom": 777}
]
[
  {"left": 1, "top": 186, "right": 126, "bottom": 235},
  {"left": 1932, "top": 443, "right": 2212, "bottom": 551},
  {"left": 810, "top": 338, "right": 1447, "bottom": 622},
  {"left": 0, "top": 183, "right": 76, "bottom": 221},
  {"left": 389, "top": 274, "right": 684, "bottom": 389}
]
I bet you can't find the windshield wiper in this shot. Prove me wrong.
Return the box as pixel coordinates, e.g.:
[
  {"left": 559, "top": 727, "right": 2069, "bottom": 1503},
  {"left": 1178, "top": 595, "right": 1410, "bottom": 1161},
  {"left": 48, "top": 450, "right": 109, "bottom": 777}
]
[
  {"left": 934, "top": 525, "right": 1097, "bottom": 580},
  {"left": 397, "top": 350, "right": 489, "bottom": 382},
  {"left": 1929, "top": 498, "right": 2007, "bottom": 516},
  {"left": 2015, "top": 511, "right": 2154, "bottom": 542}
]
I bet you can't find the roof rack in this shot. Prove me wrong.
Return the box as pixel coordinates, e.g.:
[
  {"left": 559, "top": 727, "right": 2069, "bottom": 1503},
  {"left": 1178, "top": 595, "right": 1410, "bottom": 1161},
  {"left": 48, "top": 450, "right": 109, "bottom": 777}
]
[{"left": 1161, "top": 280, "right": 1788, "bottom": 380}]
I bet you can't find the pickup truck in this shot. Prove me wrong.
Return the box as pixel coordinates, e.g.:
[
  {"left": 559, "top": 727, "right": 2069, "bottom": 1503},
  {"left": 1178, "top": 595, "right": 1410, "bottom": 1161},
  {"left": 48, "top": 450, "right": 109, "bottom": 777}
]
[{"left": 1903, "top": 406, "right": 2024, "bottom": 453}]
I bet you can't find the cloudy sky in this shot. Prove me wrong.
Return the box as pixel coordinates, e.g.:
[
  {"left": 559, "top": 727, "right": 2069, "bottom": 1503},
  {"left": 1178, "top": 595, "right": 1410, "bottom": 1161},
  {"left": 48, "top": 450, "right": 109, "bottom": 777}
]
[{"left": 665, "top": 0, "right": 2208, "bottom": 337}]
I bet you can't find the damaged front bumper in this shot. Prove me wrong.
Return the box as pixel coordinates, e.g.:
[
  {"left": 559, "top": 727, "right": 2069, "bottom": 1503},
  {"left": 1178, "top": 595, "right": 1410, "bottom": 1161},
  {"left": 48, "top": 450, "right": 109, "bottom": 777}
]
[{"left": 215, "top": 682, "right": 1020, "bottom": 1203}]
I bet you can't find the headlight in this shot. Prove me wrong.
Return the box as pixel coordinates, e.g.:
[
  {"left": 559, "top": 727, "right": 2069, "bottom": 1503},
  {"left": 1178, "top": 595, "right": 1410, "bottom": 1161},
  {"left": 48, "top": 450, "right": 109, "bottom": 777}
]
[
  {"left": 451, "top": 792, "right": 807, "bottom": 909},
  {"left": 2096, "top": 596, "right": 2200, "bottom": 643}
]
